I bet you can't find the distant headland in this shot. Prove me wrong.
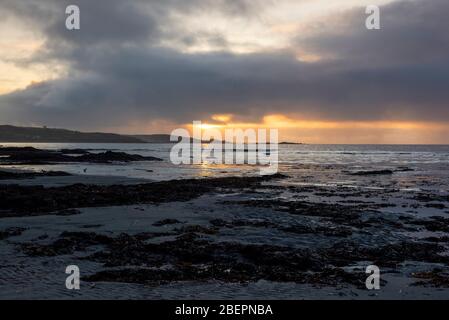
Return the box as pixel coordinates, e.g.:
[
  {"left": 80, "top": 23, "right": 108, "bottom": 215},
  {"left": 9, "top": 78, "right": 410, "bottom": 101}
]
[{"left": 0, "top": 125, "right": 172, "bottom": 143}]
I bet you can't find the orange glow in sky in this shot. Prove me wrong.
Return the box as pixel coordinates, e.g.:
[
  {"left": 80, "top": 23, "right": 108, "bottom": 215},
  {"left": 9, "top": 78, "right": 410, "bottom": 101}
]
[{"left": 181, "top": 114, "right": 449, "bottom": 144}]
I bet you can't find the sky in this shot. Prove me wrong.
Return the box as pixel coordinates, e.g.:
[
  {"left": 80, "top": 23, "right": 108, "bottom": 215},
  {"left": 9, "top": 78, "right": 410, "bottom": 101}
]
[{"left": 0, "top": 0, "right": 448, "bottom": 144}]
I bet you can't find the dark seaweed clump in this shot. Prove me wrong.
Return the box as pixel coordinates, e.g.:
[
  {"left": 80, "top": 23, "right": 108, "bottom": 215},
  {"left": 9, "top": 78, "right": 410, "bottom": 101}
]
[{"left": 0, "top": 174, "right": 286, "bottom": 217}]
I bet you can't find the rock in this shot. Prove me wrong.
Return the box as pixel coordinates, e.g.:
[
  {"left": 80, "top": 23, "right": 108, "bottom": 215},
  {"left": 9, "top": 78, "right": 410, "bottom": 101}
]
[
  {"left": 412, "top": 269, "right": 449, "bottom": 288},
  {"left": 425, "top": 203, "right": 446, "bottom": 209},
  {"left": 0, "top": 173, "right": 286, "bottom": 217},
  {"left": 152, "top": 219, "right": 182, "bottom": 227},
  {"left": 0, "top": 146, "right": 162, "bottom": 164},
  {"left": 20, "top": 230, "right": 447, "bottom": 289},
  {"left": 60, "top": 149, "right": 90, "bottom": 155},
  {"left": 76, "top": 151, "right": 162, "bottom": 163},
  {"left": 0, "top": 227, "right": 26, "bottom": 240},
  {"left": 0, "top": 170, "right": 71, "bottom": 180},
  {"left": 348, "top": 170, "right": 394, "bottom": 176}
]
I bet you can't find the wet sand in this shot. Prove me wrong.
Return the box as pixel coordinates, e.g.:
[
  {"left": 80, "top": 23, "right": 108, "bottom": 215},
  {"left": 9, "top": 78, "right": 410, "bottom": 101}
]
[{"left": 1, "top": 169, "right": 449, "bottom": 299}]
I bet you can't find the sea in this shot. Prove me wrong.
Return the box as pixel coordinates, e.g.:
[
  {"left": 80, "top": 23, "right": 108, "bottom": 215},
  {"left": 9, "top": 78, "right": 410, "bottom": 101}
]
[{"left": 1, "top": 143, "right": 449, "bottom": 193}]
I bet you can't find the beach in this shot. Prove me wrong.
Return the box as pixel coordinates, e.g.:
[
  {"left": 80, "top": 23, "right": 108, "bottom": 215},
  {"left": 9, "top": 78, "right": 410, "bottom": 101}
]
[{"left": 1, "top": 143, "right": 449, "bottom": 299}]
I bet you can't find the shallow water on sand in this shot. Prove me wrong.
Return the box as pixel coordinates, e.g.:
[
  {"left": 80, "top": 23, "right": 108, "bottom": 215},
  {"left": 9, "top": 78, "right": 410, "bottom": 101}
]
[{"left": 2, "top": 143, "right": 449, "bottom": 192}]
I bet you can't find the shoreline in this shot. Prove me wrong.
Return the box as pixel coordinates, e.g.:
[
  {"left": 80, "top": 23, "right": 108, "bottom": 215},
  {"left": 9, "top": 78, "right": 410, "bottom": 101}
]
[{"left": 1, "top": 145, "right": 449, "bottom": 299}]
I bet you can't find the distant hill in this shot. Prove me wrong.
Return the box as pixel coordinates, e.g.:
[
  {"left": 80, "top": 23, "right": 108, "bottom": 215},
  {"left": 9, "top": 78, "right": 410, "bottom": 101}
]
[
  {"left": 279, "top": 142, "right": 304, "bottom": 145},
  {"left": 0, "top": 125, "right": 145, "bottom": 143},
  {"left": 132, "top": 134, "right": 176, "bottom": 143},
  {"left": 132, "top": 134, "right": 210, "bottom": 144}
]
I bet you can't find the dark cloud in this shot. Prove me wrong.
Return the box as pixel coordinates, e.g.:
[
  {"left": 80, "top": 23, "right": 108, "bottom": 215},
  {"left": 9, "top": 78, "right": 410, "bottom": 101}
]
[
  {"left": 0, "top": 0, "right": 448, "bottom": 131},
  {"left": 1, "top": 0, "right": 265, "bottom": 51},
  {"left": 300, "top": 0, "right": 449, "bottom": 66}
]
